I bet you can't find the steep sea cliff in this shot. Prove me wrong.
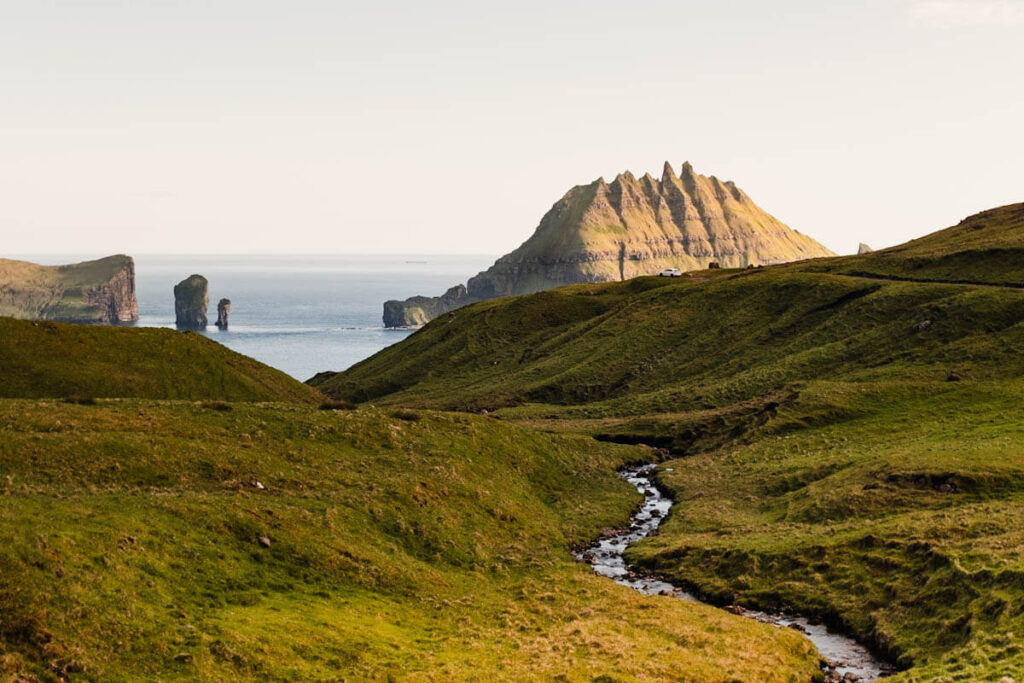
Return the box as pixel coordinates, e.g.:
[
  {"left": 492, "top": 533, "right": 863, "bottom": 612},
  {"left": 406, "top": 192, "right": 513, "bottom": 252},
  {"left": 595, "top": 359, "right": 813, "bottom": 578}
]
[{"left": 0, "top": 254, "right": 138, "bottom": 324}]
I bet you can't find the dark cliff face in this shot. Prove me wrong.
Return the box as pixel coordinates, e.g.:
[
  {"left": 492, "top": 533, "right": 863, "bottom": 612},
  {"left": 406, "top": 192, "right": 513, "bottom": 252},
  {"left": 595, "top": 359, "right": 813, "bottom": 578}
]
[
  {"left": 382, "top": 285, "right": 473, "bottom": 327},
  {"left": 381, "top": 162, "right": 835, "bottom": 327},
  {"left": 84, "top": 258, "right": 139, "bottom": 323},
  {"left": 174, "top": 275, "right": 209, "bottom": 330},
  {"left": 0, "top": 254, "right": 139, "bottom": 324}
]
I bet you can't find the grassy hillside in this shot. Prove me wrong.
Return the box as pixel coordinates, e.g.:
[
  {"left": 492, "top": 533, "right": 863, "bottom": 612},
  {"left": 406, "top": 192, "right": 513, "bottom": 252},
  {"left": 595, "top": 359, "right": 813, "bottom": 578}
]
[
  {"left": 315, "top": 204, "right": 1024, "bottom": 680},
  {"left": 0, "top": 400, "right": 821, "bottom": 681},
  {"left": 314, "top": 204, "right": 1024, "bottom": 412},
  {"left": 0, "top": 317, "right": 320, "bottom": 403},
  {"left": 625, "top": 379, "right": 1024, "bottom": 681},
  {"left": 316, "top": 270, "right": 1023, "bottom": 420},
  {"left": 808, "top": 202, "right": 1024, "bottom": 286}
]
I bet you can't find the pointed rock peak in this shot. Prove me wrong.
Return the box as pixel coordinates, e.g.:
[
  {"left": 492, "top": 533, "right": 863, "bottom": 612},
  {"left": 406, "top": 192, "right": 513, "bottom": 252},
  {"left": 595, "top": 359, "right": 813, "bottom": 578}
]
[
  {"left": 680, "top": 161, "right": 696, "bottom": 179},
  {"left": 618, "top": 170, "right": 636, "bottom": 182},
  {"left": 661, "top": 161, "right": 677, "bottom": 183},
  {"left": 858, "top": 243, "right": 874, "bottom": 255},
  {"left": 723, "top": 180, "right": 745, "bottom": 202}
]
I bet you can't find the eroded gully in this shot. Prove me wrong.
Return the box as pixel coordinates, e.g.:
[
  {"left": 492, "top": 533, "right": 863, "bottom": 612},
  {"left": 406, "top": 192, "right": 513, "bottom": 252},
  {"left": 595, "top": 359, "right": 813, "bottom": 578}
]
[{"left": 576, "top": 465, "right": 897, "bottom": 682}]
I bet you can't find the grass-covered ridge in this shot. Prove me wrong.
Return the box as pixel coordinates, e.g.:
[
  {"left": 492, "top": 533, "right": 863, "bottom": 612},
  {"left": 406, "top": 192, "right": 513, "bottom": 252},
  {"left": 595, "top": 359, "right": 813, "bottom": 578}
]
[
  {"left": 314, "top": 203, "right": 1024, "bottom": 413},
  {"left": 0, "top": 317, "right": 321, "bottom": 403},
  {"left": 0, "top": 400, "right": 821, "bottom": 681},
  {"left": 808, "top": 202, "right": 1024, "bottom": 287},
  {"left": 315, "top": 203, "right": 1024, "bottom": 680}
]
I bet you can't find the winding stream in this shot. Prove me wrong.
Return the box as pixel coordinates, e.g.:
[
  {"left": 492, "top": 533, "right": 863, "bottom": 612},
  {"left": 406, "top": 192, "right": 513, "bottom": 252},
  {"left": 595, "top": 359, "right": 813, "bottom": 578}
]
[{"left": 577, "top": 464, "right": 897, "bottom": 681}]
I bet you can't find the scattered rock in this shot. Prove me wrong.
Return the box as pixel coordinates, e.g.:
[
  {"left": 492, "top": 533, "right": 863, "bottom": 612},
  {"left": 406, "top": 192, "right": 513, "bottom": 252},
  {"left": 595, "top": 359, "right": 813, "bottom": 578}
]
[
  {"left": 708, "top": 261, "right": 721, "bottom": 269},
  {"left": 174, "top": 275, "right": 209, "bottom": 330},
  {"left": 258, "top": 536, "right": 272, "bottom": 548},
  {"left": 787, "top": 622, "right": 808, "bottom": 634},
  {"left": 173, "top": 652, "right": 193, "bottom": 664},
  {"left": 248, "top": 477, "right": 265, "bottom": 490},
  {"left": 215, "top": 298, "right": 231, "bottom": 329},
  {"left": 857, "top": 242, "right": 874, "bottom": 255},
  {"left": 946, "top": 371, "right": 962, "bottom": 382},
  {"left": 912, "top": 319, "right": 932, "bottom": 332}
]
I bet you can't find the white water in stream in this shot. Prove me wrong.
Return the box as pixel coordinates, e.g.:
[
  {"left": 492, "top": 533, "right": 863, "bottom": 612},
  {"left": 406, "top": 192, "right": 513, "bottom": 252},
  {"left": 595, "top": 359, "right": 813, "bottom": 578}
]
[{"left": 576, "top": 465, "right": 897, "bottom": 681}]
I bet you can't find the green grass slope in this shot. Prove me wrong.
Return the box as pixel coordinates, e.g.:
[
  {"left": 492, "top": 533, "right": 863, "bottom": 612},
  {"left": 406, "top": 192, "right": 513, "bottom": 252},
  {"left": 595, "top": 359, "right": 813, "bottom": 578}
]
[
  {"left": 316, "top": 270, "right": 1023, "bottom": 421},
  {"left": 0, "top": 400, "right": 821, "bottom": 681},
  {"left": 314, "top": 204, "right": 1024, "bottom": 680},
  {"left": 627, "top": 379, "right": 1024, "bottom": 681},
  {"left": 0, "top": 317, "right": 320, "bottom": 403},
  {"left": 808, "top": 202, "right": 1024, "bottom": 286}
]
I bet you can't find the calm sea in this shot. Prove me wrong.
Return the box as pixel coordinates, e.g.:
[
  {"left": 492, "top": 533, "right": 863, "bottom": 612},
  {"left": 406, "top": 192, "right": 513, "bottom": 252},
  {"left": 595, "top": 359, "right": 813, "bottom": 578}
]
[{"left": 18, "top": 254, "right": 495, "bottom": 381}]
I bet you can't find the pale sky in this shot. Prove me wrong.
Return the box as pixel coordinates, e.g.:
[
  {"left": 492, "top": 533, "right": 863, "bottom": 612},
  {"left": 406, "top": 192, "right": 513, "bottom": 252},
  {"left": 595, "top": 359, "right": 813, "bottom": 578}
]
[{"left": 2, "top": 0, "right": 1022, "bottom": 256}]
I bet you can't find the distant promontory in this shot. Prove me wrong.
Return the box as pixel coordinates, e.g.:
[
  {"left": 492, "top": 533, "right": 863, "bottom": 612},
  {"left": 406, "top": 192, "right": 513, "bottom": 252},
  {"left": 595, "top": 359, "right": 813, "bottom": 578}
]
[
  {"left": 383, "top": 161, "right": 835, "bottom": 327},
  {"left": 0, "top": 254, "right": 139, "bottom": 324}
]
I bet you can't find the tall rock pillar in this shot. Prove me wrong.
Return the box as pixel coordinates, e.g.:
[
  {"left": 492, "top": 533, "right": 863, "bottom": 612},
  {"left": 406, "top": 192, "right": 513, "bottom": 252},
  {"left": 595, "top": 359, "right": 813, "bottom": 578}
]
[{"left": 174, "top": 274, "right": 209, "bottom": 330}]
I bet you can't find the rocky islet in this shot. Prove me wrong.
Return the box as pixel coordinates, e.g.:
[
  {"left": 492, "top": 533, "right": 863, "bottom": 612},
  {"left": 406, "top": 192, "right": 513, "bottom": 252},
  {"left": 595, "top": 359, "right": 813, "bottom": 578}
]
[{"left": 174, "top": 274, "right": 209, "bottom": 330}]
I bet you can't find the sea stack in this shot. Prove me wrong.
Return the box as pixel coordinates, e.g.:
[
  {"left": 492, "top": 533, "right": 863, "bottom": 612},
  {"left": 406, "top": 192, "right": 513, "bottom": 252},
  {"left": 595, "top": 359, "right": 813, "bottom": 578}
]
[
  {"left": 215, "top": 298, "right": 231, "bottom": 329},
  {"left": 382, "top": 161, "right": 836, "bottom": 327},
  {"left": 174, "top": 274, "right": 209, "bottom": 330}
]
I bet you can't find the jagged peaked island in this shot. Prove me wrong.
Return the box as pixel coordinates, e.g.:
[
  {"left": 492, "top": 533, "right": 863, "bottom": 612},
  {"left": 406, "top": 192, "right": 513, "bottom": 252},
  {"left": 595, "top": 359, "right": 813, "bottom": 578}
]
[
  {"left": 0, "top": 254, "right": 139, "bottom": 324},
  {"left": 174, "top": 274, "right": 209, "bottom": 330},
  {"left": 383, "top": 161, "right": 835, "bottom": 327}
]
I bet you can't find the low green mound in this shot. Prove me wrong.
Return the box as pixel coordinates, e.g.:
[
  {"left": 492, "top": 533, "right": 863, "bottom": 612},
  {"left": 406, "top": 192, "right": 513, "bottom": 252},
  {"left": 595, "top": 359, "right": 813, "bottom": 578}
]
[
  {"left": 0, "top": 400, "right": 820, "bottom": 681},
  {"left": 0, "top": 317, "right": 320, "bottom": 403}
]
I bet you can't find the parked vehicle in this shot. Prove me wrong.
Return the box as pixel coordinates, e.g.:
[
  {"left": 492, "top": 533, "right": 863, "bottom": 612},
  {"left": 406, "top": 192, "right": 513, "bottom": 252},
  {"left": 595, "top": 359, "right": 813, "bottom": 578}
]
[{"left": 658, "top": 268, "right": 682, "bottom": 277}]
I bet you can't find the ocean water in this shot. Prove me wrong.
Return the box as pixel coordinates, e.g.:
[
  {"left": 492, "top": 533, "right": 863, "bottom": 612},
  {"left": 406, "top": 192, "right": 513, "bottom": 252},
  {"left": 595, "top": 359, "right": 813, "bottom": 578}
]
[{"left": 19, "top": 254, "right": 495, "bottom": 381}]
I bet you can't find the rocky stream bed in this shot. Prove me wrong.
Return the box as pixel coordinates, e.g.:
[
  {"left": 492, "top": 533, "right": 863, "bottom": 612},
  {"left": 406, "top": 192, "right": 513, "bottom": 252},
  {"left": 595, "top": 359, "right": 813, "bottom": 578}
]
[{"left": 576, "top": 464, "right": 898, "bottom": 682}]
